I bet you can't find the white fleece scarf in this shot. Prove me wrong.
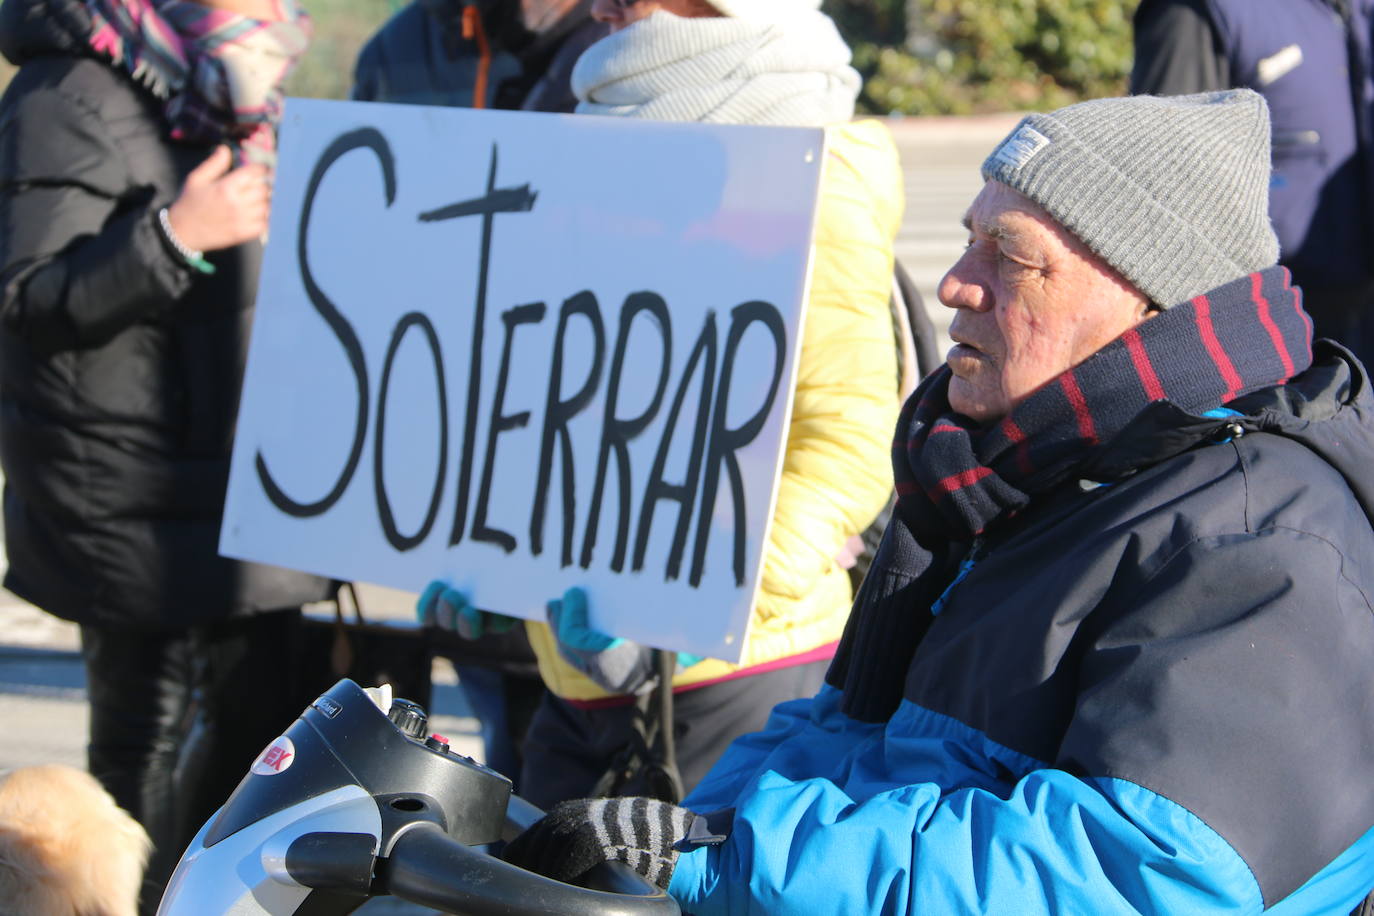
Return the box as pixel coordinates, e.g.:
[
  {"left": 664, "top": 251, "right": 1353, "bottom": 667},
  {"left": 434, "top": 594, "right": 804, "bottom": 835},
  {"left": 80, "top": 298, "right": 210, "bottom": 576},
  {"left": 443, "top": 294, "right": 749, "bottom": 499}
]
[{"left": 571, "top": 9, "right": 859, "bottom": 126}]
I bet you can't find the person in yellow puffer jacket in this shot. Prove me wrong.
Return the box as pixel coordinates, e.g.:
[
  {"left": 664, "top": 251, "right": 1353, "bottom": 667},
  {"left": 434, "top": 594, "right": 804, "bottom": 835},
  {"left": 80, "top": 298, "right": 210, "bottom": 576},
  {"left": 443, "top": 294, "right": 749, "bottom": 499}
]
[
  {"left": 419, "top": 0, "right": 906, "bottom": 808},
  {"left": 526, "top": 119, "right": 902, "bottom": 692}
]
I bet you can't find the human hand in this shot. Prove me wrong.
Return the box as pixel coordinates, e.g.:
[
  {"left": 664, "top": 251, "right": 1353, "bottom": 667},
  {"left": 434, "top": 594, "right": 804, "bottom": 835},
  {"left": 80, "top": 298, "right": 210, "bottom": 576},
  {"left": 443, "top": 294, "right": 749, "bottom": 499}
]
[
  {"left": 547, "top": 588, "right": 703, "bottom": 694},
  {"left": 834, "top": 533, "right": 866, "bottom": 570},
  {"left": 503, "top": 796, "right": 700, "bottom": 890},
  {"left": 165, "top": 145, "right": 271, "bottom": 252},
  {"left": 415, "top": 581, "right": 518, "bottom": 640},
  {"left": 551, "top": 586, "right": 622, "bottom": 651}
]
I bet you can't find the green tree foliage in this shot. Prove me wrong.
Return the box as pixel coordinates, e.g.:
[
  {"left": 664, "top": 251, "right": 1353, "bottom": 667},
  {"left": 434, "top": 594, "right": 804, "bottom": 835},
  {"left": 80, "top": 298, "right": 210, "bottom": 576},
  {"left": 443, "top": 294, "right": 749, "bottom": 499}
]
[
  {"left": 832, "top": 0, "right": 1141, "bottom": 115},
  {"left": 286, "top": 0, "right": 392, "bottom": 100}
]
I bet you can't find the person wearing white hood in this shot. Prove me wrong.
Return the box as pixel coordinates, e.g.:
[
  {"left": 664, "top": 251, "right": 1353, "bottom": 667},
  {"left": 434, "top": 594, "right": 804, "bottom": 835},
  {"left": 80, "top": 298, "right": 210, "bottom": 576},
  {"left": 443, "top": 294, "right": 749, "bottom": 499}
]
[
  {"left": 572, "top": 0, "right": 862, "bottom": 125},
  {"left": 419, "top": 0, "right": 906, "bottom": 808}
]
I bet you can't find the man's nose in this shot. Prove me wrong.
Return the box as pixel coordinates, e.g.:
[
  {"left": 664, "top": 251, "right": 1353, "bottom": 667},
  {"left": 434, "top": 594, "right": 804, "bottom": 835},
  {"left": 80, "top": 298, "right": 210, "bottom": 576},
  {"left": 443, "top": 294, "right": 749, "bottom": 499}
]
[{"left": 937, "top": 252, "right": 988, "bottom": 312}]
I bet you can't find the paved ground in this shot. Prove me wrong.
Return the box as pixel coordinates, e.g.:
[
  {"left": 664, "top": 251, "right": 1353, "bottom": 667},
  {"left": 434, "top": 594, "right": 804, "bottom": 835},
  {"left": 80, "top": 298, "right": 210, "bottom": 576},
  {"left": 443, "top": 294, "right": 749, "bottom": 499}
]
[
  {"left": 0, "top": 112, "right": 1016, "bottom": 913},
  {"left": 0, "top": 585, "right": 482, "bottom": 771}
]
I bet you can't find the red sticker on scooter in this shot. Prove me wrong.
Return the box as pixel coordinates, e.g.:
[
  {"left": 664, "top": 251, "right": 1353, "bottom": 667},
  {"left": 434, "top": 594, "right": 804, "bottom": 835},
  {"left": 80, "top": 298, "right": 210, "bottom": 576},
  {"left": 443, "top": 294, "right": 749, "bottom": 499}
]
[{"left": 251, "top": 736, "right": 296, "bottom": 776}]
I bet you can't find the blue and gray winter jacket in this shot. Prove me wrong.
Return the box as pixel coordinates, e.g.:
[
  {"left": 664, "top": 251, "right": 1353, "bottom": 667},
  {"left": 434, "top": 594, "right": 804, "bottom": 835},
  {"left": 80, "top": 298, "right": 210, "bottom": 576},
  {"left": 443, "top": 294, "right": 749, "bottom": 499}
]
[{"left": 668, "top": 342, "right": 1374, "bottom": 914}]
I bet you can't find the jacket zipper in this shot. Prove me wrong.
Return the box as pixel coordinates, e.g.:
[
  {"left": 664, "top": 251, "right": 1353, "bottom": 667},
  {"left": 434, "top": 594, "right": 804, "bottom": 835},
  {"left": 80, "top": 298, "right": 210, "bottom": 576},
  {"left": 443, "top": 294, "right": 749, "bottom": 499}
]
[{"left": 930, "top": 536, "right": 985, "bottom": 617}]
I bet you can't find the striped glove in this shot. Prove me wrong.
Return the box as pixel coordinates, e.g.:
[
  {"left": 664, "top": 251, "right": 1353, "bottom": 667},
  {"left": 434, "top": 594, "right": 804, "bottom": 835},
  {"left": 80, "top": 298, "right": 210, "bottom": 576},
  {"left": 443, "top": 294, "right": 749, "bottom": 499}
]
[{"left": 503, "top": 797, "right": 704, "bottom": 889}]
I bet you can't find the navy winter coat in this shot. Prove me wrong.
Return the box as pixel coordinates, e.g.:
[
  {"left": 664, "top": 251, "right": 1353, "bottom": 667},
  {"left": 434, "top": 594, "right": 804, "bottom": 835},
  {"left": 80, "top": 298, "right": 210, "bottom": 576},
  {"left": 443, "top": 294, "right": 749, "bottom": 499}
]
[
  {"left": 669, "top": 342, "right": 1374, "bottom": 913},
  {"left": 1132, "top": 0, "right": 1374, "bottom": 300},
  {"left": 351, "top": 0, "right": 605, "bottom": 114}
]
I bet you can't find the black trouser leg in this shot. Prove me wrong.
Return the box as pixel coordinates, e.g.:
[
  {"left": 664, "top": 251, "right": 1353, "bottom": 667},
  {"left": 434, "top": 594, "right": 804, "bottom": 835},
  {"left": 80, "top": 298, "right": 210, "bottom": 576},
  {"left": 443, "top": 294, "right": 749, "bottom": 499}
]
[
  {"left": 175, "top": 609, "right": 314, "bottom": 847},
  {"left": 80, "top": 623, "right": 195, "bottom": 915},
  {"left": 82, "top": 610, "right": 314, "bottom": 914}
]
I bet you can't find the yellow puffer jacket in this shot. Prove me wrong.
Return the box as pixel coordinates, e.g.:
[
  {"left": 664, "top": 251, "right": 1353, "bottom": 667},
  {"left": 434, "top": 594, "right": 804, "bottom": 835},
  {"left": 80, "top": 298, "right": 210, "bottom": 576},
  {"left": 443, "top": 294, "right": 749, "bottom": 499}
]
[{"left": 529, "top": 119, "right": 906, "bottom": 700}]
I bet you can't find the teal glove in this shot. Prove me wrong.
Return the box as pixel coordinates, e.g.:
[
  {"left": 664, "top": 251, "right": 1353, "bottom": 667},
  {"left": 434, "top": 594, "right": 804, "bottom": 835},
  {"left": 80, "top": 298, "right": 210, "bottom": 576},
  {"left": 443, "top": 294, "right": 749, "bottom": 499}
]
[
  {"left": 553, "top": 587, "right": 621, "bottom": 652},
  {"left": 548, "top": 588, "right": 704, "bottom": 694},
  {"left": 416, "top": 581, "right": 518, "bottom": 640},
  {"left": 676, "top": 650, "right": 705, "bottom": 668}
]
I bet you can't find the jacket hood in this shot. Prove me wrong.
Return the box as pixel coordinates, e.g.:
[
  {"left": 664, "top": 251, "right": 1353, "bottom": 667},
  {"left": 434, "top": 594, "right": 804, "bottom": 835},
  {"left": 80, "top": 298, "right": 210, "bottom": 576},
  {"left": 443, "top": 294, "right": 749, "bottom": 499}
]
[
  {"left": 1082, "top": 340, "right": 1374, "bottom": 526},
  {"left": 0, "top": 0, "right": 90, "bottom": 67},
  {"left": 1237, "top": 341, "right": 1374, "bottom": 522}
]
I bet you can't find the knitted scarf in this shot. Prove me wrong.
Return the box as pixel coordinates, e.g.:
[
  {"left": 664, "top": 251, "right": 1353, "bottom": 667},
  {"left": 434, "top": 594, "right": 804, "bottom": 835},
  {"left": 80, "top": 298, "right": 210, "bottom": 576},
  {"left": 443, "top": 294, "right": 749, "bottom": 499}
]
[
  {"left": 81, "top": 0, "right": 309, "bottom": 165},
  {"left": 829, "top": 265, "right": 1313, "bottom": 722},
  {"left": 570, "top": 9, "right": 858, "bottom": 126}
]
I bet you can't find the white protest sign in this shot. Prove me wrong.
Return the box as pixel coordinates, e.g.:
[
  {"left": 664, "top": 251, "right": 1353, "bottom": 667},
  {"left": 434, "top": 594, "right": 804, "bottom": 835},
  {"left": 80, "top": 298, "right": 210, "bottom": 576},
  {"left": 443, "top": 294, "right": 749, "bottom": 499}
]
[{"left": 221, "top": 98, "right": 824, "bottom": 662}]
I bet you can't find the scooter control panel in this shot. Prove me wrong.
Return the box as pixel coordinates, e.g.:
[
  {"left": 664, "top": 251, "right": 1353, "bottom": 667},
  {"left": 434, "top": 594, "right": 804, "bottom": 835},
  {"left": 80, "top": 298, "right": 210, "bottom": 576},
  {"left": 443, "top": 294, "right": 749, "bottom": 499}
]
[
  {"left": 205, "top": 679, "right": 512, "bottom": 849},
  {"left": 387, "top": 698, "right": 428, "bottom": 739}
]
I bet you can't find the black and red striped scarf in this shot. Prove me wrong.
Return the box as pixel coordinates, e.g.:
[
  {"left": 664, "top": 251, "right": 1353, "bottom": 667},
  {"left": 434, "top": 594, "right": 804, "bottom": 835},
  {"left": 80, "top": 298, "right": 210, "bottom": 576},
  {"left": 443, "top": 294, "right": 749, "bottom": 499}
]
[
  {"left": 896, "top": 265, "right": 1311, "bottom": 545},
  {"left": 830, "top": 266, "right": 1312, "bottom": 721}
]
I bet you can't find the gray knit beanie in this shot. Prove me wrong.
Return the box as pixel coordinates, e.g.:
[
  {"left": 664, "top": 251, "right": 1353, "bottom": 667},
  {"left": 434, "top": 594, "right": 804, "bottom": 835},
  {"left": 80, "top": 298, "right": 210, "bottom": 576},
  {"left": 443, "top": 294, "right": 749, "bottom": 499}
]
[{"left": 980, "top": 89, "right": 1279, "bottom": 309}]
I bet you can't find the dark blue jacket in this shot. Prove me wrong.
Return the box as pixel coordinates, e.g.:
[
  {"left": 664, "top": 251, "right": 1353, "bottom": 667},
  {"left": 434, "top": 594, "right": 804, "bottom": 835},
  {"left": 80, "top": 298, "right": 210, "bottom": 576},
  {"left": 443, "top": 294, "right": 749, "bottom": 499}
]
[
  {"left": 1133, "top": 0, "right": 1374, "bottom": 297},
  {"left": 669, "top": 341, "right": 1374, "bottom": 913},
  {"left": 351, "top": 0, "right": 605, "bottom": 114}
]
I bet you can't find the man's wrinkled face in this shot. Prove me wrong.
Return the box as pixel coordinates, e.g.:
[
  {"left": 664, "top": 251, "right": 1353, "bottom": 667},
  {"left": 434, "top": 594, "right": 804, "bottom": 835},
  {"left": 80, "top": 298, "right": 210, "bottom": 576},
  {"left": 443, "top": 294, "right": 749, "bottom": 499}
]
[{"left": 938, "top": 181, "right": 1154, "bottom": 424}]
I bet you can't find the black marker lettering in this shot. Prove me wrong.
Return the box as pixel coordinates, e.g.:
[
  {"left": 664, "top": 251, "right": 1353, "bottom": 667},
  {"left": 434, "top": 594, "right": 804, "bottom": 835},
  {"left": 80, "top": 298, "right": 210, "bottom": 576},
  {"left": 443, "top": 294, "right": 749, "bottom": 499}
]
[
  {"left": 257, "top": 128, "right": 393, "bottom": 516},
  {"left": 531, "top": 291, "right": 605, "bottom": 566},
  {"left": 472, "top": 302, "right": 546, "bottom": 553},
  {"left": 690, "top": 301, "right": 786, "bottom": 587},
  {"left": 374, "top": 313, "right": 448, "bottom": 550},
  {"left": 633, "top": 312, "right": 717, "bottom": 579},
  {"left": 581, "top": 293, "right": 671, "bottom": 571},
  {"left": 419, "top": 144, "right": 537, "bottom": 546}
]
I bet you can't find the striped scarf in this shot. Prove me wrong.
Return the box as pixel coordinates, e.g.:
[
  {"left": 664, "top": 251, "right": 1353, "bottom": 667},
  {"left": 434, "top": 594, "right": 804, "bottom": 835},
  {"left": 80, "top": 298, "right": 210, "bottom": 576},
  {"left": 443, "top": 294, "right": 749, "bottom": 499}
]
[
  {"left": 830, "top": 265, "right": 1312, "bottom": 722},
  {"left": 83, "top": 0, "right": 309, "bottom": 165},
  {"left": 895, "top": 266, "right": 1311, "bottom": 544}
]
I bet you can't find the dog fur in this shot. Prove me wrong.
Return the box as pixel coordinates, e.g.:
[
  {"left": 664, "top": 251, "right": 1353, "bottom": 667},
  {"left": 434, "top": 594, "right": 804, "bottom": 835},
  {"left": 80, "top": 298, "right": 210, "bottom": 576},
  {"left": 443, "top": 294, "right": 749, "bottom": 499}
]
[{"left": 0, "top": 764, "right": 151, "bottom": 916}]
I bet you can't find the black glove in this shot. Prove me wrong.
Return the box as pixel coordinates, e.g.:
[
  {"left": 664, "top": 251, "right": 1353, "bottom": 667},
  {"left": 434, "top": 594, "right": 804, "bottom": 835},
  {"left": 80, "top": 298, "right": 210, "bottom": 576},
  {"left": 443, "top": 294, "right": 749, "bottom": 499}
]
[{"left": 504, "top": 796, "right": 706, "bottom": 890}]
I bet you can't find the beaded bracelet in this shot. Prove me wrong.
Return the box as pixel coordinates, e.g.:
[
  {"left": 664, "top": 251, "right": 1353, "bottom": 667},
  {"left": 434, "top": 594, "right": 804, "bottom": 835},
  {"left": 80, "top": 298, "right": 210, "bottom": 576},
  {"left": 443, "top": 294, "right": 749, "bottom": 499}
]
[{"left": 157, "top": 207, "right": 217, "bottom": 275}]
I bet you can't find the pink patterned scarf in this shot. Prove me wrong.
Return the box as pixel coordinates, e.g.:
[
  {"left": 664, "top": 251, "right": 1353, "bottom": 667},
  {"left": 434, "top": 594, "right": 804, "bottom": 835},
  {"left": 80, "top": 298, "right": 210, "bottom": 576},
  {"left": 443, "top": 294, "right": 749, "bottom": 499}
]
[{"left": 84, "top": 0, "right": 310, "bottom": 165}]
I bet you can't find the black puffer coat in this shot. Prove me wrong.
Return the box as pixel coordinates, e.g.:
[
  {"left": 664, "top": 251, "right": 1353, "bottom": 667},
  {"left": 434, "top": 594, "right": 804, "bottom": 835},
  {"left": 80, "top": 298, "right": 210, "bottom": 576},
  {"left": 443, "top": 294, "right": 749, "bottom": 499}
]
[{"left": 0, "top": 0, "right": 334, "bottom": 629}]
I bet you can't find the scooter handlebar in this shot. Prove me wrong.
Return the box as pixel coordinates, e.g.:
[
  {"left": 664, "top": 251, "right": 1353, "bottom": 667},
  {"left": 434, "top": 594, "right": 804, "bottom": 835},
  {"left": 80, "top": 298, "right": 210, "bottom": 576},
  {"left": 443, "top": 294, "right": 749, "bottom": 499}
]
[
  {"left": 502, "top": 793, "right": 546, "bottom": 840},
  {"left": 384, "top": 819, "right": 681, "bottom": 916}
]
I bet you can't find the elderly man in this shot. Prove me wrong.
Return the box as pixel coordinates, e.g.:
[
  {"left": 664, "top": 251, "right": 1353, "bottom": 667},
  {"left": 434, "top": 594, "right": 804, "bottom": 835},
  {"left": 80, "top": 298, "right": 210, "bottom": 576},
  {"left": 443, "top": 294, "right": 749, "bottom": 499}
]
[{"left": 504, "top": 89, "right": 1374, "bottom": 913}]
